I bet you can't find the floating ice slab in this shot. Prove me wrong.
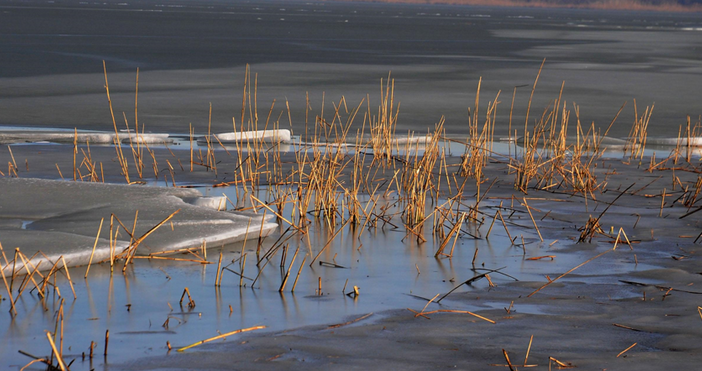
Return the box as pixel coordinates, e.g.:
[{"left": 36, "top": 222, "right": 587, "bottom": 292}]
[
  {"left": 341, "top": 134, "right": 435, "bottom": 146},
  {"left": 0, "top": 178, "right": 277, "bottom": 276},
  {"left": 390, "top": 134, "right": 433, "bottom": 145},
  {"left": 0, "top": 128, "right": 171, "bottom": 144},
  {"left": 639, "top": 137, "right": 702, "bottom": 147},
  {"left": 211, "top": 129, "right": 292, "bottom": 143},
  {"left": 512, "top": 136, "right": 702, "bottom": 148}
]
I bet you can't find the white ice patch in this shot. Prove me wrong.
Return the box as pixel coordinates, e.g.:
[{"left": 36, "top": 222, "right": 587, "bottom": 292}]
[
  {"left": 391, "top": 135, "right": 433, "bottom": 145},
  {"left": 212, "top": 129, "right": 292, "bottom": 143}
]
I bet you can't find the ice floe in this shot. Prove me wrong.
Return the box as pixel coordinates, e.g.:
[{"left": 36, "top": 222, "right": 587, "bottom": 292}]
[
  {"left": 0, "top": 178, "right": 277, "bottom": 276},
  {"left": 0, "top": 128, "right": 171, "bottom": 145},
  {"left": 211, "top": 129, "right": 292, "bottom": 143}
]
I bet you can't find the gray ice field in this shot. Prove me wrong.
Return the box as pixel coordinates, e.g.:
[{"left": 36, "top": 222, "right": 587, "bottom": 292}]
[{"left": 2, "top": 0, "right": 702, "bottom": 139}]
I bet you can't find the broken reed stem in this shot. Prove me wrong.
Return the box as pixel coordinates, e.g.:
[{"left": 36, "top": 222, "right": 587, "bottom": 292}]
[
  {"left": 239, "top": 254, "right": 247, "bottom": 288},
  {"left": 524, "top": 59, "right": 546, "bottom": 149},
  {"left": 524, "top": 335, "right": 534, "bottom": 366},
  {"left": 73, "top": 129, "right": 77, "bottom": 181},
  {"left": 215, "top": 250, "right": 223, "bottom": 286},
  {"left": 1, "top": 262, "right": 17, "bottom": 314},
  {"left": 408, "top": 308, "right": 496, "bottom": 324},
  {"left": 420, "top": 293, "right": 441, "bottom": 315},
  {"left": 104, "top": 329, "right": 109, "bottom": 356},
  {"left": 616, "top": 342, "right": 637, "bottom": 357},
  {"left": 497, "top": 210, "right": 513, "bottom": 244},
  {"left": 434, "top": 213, "right": 465, "bottom": 257},
  {"left": 85, "top": 218, "right": 105, "bottom": 278},
  {"left": 177, "top": 325, "right": 266, "bottom": 352},
  {"left": 485, "top": 210, "right": 498, "bottom": 239},
  {"left": 612, "top": 228, "right": 633, "bottom": 251},
  {"left": 549, "top": 356, "right": 573, "bottom": 369},
  {"left": 189, "top": 123, "right": 194, "bottom": 172},
  {"left": 103, "top": 61, "right": 132, "bottom": 184},
  {"left": 40, "top": 260, "right": 60, "bottom": 295},
  {"left": 250, "top": 195, "right": 305, "bottom": 234},
  {"left": 0, "top": 243, "right": 8, "bottom": 272},
  {"left": 291, "top": 256, "right": 306, "bottom": 292},
  {"left": 109, "top": 215, "right": 115, "bottom": 269},
  {"left": 7, "top": 145, "right": 18, "bottom": 173},
  {"left": 122, "top": 209, "right": 181, "bottom": 272},
  {"left": 179, "top": 287, "right": 196, "bottom": 308},
  {"left": 523, "top": 198, "right": 543, "bottom": 242},
  {"left": 46, "top": 331, "right": 67, "bottom": 371},
  {"left": 310, "top": 218, "right": 351, "bottom": 266},
  {"left": 328, "top": 312, "right": 374, "bottom": 329},
  {"left": 19, "top": 358, "right": 47, "bottom": 370},
  {"left": 59, "top": 256, "right": 76, "bottom": 300},
  {"left": 58, "top": 299, "right": 65, "bottom": 355},
  {"left": 279, "top": 247, "right": 300, "bottom": 292},
  {"left": 55, "top": 163, "right": 64, "bottom": 179},
  {"left": 527, "top": 247, "right": 614, "bottom": 297},
  {"left": 503, "top": 349, "right": 516, "bottom": 371},
  {"left": 131, "top": 256, "right": 212, "bottom": 264},
  {"left": 16, "top": 249, "right": 45, "bottom": 298}
]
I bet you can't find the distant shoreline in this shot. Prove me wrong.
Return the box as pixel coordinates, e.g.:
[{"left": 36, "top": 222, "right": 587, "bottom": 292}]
[{"left": 328, "top": 0, "right": 702, "bottom": 12}]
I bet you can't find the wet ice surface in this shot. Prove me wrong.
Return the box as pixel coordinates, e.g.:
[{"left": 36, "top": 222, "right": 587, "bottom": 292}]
[
  {"left": 0, "top": 205, "right": 622, "bottom": 370},
  {"left": 0, "top": 160, "right": 693, "bottom": 370}
]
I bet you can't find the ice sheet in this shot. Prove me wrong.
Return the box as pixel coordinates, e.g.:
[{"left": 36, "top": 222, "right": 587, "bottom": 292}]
[
  {"left": 0, "top": 178, "right": 277, "bottom": 276},
  {"left": 0, "top": 129, "right": 171, "bottom": 144},
  {"left": 211, "top": 129, "right": 292, "bottom": 143}
]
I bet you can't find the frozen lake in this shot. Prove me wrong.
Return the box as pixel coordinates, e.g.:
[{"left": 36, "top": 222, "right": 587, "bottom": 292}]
[
  {"left": 0, "top": 0, "right": 701, "bottom": 138},
  {"left": 1, "top": 1, "right": 702, "bottom": 370}
]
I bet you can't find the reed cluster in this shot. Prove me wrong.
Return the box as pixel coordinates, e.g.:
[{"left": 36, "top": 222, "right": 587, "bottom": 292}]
[
  {"left": 2, "top": 65, "right": 700, "bottom": 279},
  {"left": 3, "top": 63, "right": 702, "bottom": 370}
]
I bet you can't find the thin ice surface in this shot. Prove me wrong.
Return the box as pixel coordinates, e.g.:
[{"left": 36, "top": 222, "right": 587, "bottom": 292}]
[{"left": 0, "top": 178, "right": 277, "bottom": 275}]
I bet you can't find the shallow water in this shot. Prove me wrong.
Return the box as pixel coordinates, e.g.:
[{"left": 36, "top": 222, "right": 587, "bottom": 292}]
[{"left": 1, "top": 190, "right": 655, "bottom": 370}]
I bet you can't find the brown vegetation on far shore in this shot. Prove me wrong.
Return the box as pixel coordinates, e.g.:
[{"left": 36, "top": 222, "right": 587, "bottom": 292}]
[{"left": 329, "top": 0, "right": 702, "bottom": 13}]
